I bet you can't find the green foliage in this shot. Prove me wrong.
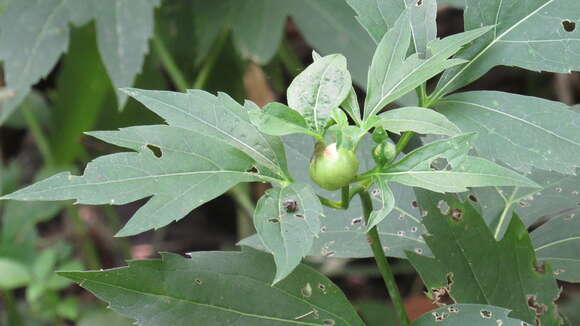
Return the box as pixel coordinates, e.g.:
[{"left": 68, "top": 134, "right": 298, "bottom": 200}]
[
  {"left": 378, "top": 107, "right": 461, "bottom": 136},
  {"left": 407, "top": 191, "right": 561, "bottom": 325},
  {"left": 411, "top": 305, "right": 526, "bottom": 326},
  {"left": 60, "top": 248, "right": 365, "bottom": 326}
]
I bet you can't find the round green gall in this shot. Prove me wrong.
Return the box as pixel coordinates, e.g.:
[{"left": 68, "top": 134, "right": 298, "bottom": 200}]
[
  {"left": 309, "top": 142, "right": 359, "bottom": 190},
  {"left": 372, "top": 139, "right": 396, "bottom": 166}
]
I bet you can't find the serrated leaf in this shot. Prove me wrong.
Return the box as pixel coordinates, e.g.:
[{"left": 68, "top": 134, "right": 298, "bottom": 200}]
[
  {"left": 377, "top": 134, "right": 538, "bottom": 192},
  {"left": 436, "top": 91, "right": 580, "bottom": 175},
  {"left": 240, "top": 134, "right": 430, "bottom": 259},
  {"left": 366, "top": 177, "right": 395, "bottom": 232},
  {"left": 254, "top": 182, "right": 323, "bottom": 284},
  {"left": 407, "top": 191, "right": 561, "bottom": 325},
  {"left": 379, "top": 107, "right": 461, "bottom": 136},
  {"left": 94, "top": 0, "right": 159, "bottom": 108},
  {"left": 364, "top": 17, "right": 493, "bottom": 117},
  {"left": 287, "top": 54, "right": 352, "bottom": 132},
  {"left": 59, "top": 248, "right": 365, "bottom": 326},
  {"left": 434, "top": 0, "right": 580, "bottom": 99},
  {"left": 121, "top": 88, "right": 288, "bottom": 178},
  {"left": 1, "top": 125, "right": 260, "bottom": 236},
  {"left": 411, "top": 304, "right": 525, "bottom": 326},
  {"left": 249, "top": 102, "right": 318, "bottom": 138}
]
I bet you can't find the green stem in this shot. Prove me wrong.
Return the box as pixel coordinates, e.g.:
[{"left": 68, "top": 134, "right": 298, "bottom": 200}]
[
  {"left": 21, "top": 100, "right": 54, "bottom": 167},
  {"left": 2, "top": 290, "right": 22, "bottom": 326},
  {"left": 151, "top": 33, "right": 190, "bottom": 92},
  {"left": 192, "top": 29, "right": 229, "bottom": 90},
  {"left": 318, "top": 185, "right": 367, "bottom": 210},
  {"left": 395, "top": 131, "right": 414, "bottom": 155},
  {"left": 360, "top": 191, "right": 410, "bottom": 326},
  {"left": 493, "top": 188, "right": 518, "bottom": 239}
]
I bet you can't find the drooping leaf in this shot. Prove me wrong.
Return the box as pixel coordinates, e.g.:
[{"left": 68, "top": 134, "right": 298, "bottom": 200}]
[
  {"left": 364, "top": 19, "right": 493, "bottom": 117},
  {"left": 121, "top": 88, "right": 288, "bottom": 178},
  {"left": 231, "top": 0, "right": 288, "bottom": 64},
  {"left": 93, "top": 0, "right": 159, "bottom": 108},
  {"left": 377, "top": 134, "right": 539, "bottom": 192},
  {"left": 50, "top": 23, "right": 113, "bottom": 165},
  {"left": 434, "top": 0, "right": 580, "bottom": 99},
  {"left": 407, "top": 191, "right": 562, "bottom": 325},
  {"left": 1, "top": 125, "right": 260, "bottom": 236},
  {"left": 287, "top": 0, "right": 375, "bottom": 88},
  {"left": 379, "top": 107, "right": 461, "bottom": 136},
  {"left": 436, "top": 91, "right": 580, "bottom": 175},
  {"left": 366, "top": 177, "right": 396, "bottom": 231},
  {"left": 0, "top": 0, "right": 76, "bottom": 124},
  {"left": 287, "top": 54, "right": 352, "bottom": 132},
  {"left": 249, "top": 102, "right": 317, "bottom": 138},
  {"left": 0, "top": 0, "right": 159, "bottom": 124},
  {"left": 411, "top": 305, "right": 525, "bottom": 326},
  {"left": 241, "top": 134, "right": 430, "bottom": 259},
  {"left": 254, "top": 182, "right": 323, "bottom": 284},
  {"left": 59, "top": 248, "right": 366, "bottom": 326}
]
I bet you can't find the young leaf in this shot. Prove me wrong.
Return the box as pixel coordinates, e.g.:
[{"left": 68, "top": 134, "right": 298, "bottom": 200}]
[
  {"left": 377, "top": 134, "right": 539, "bottom": 192},
  {"left": 433, "top": 0, "right": 580, "bottom": 99},
  {"left": 249, "top": 102, "right": 318, "bottom": 138},
  {"left": 287, "top": 54, "right": 352, "bottom": 132},
  {"left": 379, "top": 107, "right": 461, "bottom": 136},
  {"left": 366, "top": 177, "right": 396, "bottom": 232},
  {"left": 411, "top": 304, "right": 525, "bottom": 326},
  {"left": 1, "top": 126, "right": 260, "bottom": 236},
  {"left": 364, "top": 15, "right": 493, "bottom": 117},
  {"left": 121, "top": 88, "right": 288, "bottom": 178},
  {"left": 341, "top": 88, "right": 363, "bottom": 125},
  {"left": 254, "top": 182, "right": 323, "bottom": 284},
  {"left": 241, "top": 134, "right": 430, "bottom": 259},
  {"left": 436, "top": 91, "right": 580, "bottom": 175},
  {"left": 59, "top": 248, "right": 366, "bottom": 326},
  {"left": 407, "top": 191, "right": 562, "bottom": 325}
]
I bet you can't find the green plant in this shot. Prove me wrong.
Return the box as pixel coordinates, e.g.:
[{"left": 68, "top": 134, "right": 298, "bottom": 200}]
[{"left": 2, "top": 0, "right": 580, "bottom": 326}]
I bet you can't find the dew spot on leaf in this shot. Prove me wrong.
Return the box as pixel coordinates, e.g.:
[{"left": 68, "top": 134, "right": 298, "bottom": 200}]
[
  {"left": 323, "top": 319, "right": 335, "bottom": 325},
  {"left": 301, "top": 283, "right": 312, "bottom": 297}
]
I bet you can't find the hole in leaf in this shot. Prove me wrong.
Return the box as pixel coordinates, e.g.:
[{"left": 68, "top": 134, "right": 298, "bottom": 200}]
[
  {"left": 527, "top": 295, "right": 547, "bottom": 320},
  {"left": 351, "top": 217, "right": 363, "bottom": 225},
  {"left": 562, "top": 19, "right": 576, "bottom": 32},
  {"left": 432, "top": 273, "right": 456, "bottom": 306},
  {"left": 497, "top": 320, "right": 504, "bottom": 326},
  {"left": 411, "top": 200, "right": 419, "bottom": 208},
  {"left": 283, "top": 199, "right": 298, "bottom": 212},
  {"left": 416, "top": 0, "right": 423, "bottom": 5},
  {"left": 533, "top": 260, "right": 546, "bottom": 274},
  {"left": 448, "top": 306, "right": 460, "bottom": 313},
  {"left": 468, "top": 194, "right": 478, "bottom": 202},
  {"left": 323, "top": 319, "right": 335, "bottom": 326},
  {"left": 432, "top": 312, "right": 448, "bottom": 322},
  {"left": 451, "top": 208, "right": 463, "bottom": 221},
  {"left": 268, "top": 218, "right": 280, "bottom": 223},
  {"left": 318, "top": 283, "right": 327, "bottom": 294},
  {"left": 147, "top": 144, "right": 162, "bottom": 158},
  {"left": 480, "top": 309, "right": 492, "bottom": 319},
  {"left": 195, "top": 279, "right": 203, "bottom": 285},
  {"left": 295, "top": 213, "right": 304, "bottom": 219},
  {"left": 438, "top": 200, "right": 451, "bottom": 215}
]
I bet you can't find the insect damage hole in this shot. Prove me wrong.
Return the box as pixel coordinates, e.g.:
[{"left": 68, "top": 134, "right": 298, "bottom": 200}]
[
  {"left": 146, "top": 144, "right": 162, "bottom": 158},
  {"left": 416, "top": 0, "right": 423, "bottom": 6},
  {"left": 450, "top": 208, "right": 463, "bottom": 221},
  {"left": 195, "top": 279, "right": 203, "bottom": 285},
  {"left": 438, "top": 200, "right": 451, "bottom": 215},
  {"left": 323, "top": 319, "right": 336, "bottom": 326},
  {"left": 480, "top": 309, "right": 493, "bottom": 319},
  {"left": 562, "top": 19, "right": 576, "bottom": 32},
  {"left": 283, "top": 199, "right": 298, "bottom": 213}
]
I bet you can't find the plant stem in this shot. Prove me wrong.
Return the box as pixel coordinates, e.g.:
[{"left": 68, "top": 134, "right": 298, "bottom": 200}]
[
  {"left": 493, "top": 188, "right": 518, "bottom": 239},
  {"left": 317, "top": 184, "right": 367, "bottom": 210},
  {"left": 151, "top": 34, "right": 190, "bottom": 92},
  {"left": 2, "top": 290, "right": 22, "bottom": 326},
  {"left": 359, "top": 191, "right": 410, "bottom": 326},
  {"left": 395, "top": 131, "right": 414, "bottom": 155},
  {"left": 21, "top": 100, "right": 54, "bottom": 167},
  {"left": 192, "top": 29, "right": 229, "bottom": 90}
]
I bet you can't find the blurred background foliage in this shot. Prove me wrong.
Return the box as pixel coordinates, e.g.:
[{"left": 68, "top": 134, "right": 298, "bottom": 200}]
[{"left": 0, "top": 0, "right": 579, "bottom": 325}]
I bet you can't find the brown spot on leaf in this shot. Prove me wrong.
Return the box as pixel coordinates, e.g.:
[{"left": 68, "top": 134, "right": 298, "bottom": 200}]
[{"left": 562, "top": 19, "right": 576, "bottom": 32}]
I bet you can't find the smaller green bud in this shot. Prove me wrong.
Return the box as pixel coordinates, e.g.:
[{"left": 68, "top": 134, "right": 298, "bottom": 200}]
[
  {"left": 372, "top": 139, "right": 397, "bottom": 166},
  {"left": 309, "top": 142, "right": 359, "bottom": 190}
]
